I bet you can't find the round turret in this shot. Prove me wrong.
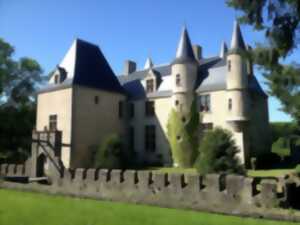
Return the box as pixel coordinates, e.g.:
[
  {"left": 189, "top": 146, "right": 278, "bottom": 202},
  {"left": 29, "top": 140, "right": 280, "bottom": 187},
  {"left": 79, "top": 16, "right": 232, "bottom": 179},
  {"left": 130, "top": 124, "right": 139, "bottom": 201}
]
[
  {"left": 226, "top": 21, "right": 249, "bottom": 131},
  {"left": 171, "top": 27, "right": 198, "bottom": 114}
]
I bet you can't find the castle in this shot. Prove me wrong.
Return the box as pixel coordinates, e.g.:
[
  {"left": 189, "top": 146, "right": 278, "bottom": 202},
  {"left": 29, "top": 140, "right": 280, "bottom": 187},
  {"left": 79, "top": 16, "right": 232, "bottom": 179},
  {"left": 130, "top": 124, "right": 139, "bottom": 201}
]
[{"left": 36, "top": 21, "right": 270, "bottom": 169}]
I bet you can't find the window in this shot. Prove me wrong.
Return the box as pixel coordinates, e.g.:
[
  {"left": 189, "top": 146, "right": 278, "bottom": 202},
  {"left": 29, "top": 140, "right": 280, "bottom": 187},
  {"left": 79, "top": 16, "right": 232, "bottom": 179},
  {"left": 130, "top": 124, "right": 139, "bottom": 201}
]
[
  {"left": 145, "top": 125, "right": 156, "bottom": 152},
  {"left": 129, "top": 103, "right": 135, "bottom": 118},
  {"left": 129, "top": 126, "right": 135, "bottom": 152},
  {"left": 49, "top": 115, "right": 57, "bottom": 130},
  {"left": 228, "top": 98, "right": 232, "bottom": 110},
  {"left": 94, "top": 96, "right": 99, "bottom": 104},
  {"left": 175, "top": 100, "right": 179, "bottom": 106},
  {"left": 118, "top": 101, "right": 123, "bottom": 118},
  {"left": 146, "top": 79, "right": 154, "bottom": 93},
  {"left": 176, "top": 74, "right": 181, "bottom": 86},
  {"left": 228, "top": 60, "right": 231, "bottom": 72},
  {"left": 54, "top": 75, "right": 59, "bottom": 84},
  {"left": 145, "top": 101, "right": 155, "bottom": 117},
  {"left": 199, "top": 95, "right": 211, "bottom": 112}
]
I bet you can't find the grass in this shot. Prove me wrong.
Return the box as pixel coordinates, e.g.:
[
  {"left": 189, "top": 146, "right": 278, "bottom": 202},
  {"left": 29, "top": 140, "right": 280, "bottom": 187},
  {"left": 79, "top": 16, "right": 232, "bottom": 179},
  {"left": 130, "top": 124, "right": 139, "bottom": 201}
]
[
  {"left": 247, "top": 169, "right": 294, "bottom": 177},
  {"left": 0, "top": 189, "right": 299, "bottom": 225}
]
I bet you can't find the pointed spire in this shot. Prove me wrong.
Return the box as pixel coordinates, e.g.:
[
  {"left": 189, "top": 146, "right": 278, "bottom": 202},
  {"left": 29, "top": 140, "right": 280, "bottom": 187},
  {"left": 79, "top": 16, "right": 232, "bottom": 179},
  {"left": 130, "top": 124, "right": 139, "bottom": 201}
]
[
  {"left": 173, "top": 26, "right": 196, "bottom": 64},
  {"left": 230, "top": 21, "right": 246, "bottom": 52},
  {"left": 144, "top": 57, "right": 154, "bottom": 69},
  {"left": 219, "top": 41, "right": 228, "bottom": 58}
]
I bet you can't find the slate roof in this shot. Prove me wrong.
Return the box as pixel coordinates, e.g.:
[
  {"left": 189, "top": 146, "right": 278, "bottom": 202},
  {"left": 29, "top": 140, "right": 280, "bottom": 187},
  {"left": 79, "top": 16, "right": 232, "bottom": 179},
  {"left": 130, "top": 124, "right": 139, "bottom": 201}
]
[
  {"left": 172, "top": 26, "right": 197, "bottom": 65},
  {"left": 230, "top": 21, "right": 246, "bottom": 53},
  {"left": 118, "top": 56, "right": 267, "bottom": 100},
  {"left": 39, "top": 39, "right": 125, "bottom": 94}
]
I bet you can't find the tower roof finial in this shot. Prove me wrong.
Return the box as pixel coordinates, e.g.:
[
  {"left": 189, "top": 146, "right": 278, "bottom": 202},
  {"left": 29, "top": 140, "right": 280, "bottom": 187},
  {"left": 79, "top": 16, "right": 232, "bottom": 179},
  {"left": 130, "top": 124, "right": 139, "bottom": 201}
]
[
  {"left": 230, "top": 20, "right": 246, "bottom": 51},
  {"left": 173, "top": 25, "right": 196, "bottom": 64}
]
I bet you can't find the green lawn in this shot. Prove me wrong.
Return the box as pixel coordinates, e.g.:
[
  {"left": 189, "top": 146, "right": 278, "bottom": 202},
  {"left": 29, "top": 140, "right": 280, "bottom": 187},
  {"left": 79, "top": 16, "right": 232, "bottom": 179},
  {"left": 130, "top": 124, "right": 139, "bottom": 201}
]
[
  {"left": 247, "top": 169, "right": 294, "bottom": 177},
  {"left": 0, "top": 189, "right": 298, "bottom": 225}
]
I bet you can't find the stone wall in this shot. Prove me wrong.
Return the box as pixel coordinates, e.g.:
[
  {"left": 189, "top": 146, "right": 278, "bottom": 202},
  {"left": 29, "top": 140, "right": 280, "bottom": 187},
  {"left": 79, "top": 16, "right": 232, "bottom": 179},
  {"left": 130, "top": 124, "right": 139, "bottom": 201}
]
[{"left": 1, "top": 164, "right": 300, "bottom": 222}]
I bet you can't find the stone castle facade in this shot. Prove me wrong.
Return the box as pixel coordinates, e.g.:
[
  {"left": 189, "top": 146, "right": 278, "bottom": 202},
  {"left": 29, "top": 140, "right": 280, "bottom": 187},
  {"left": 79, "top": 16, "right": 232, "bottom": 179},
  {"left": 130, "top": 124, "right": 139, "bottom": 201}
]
[{"left": 36, "top": 21, "right": 270, "bottom": 169}]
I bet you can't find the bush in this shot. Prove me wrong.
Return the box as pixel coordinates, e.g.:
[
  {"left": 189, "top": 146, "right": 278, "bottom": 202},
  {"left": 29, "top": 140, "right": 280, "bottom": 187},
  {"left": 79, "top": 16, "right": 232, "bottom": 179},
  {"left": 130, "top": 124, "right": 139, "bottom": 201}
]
[
  {"left": 167, "top": 100, "right": 199, "bottom": 168},
  {"left": 295, "top": 165, "right": 300, "bottom": 175},
  {"left": 255, "top": 152, "right": 281, "bottom": 169},
  {"left": 194, "top": 127, "right": 244, "bottom": 175},
  {"left": 94, "top": 134, "right": 123, "bottom": 169},
  {"left": 272, "top": 137, "right": 291, "bottom": 159}
]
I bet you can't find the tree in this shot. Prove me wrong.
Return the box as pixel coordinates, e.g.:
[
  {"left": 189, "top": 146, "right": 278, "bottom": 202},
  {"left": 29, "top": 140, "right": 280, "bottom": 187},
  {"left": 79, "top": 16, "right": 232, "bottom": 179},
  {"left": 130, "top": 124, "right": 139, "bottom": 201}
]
[
  {"left": 167, "top": 101, "right": 200, "bottom": 168},
  {"left": 194, "top": 127, "right": 244, "bottom": 175},
  {"left": 0, "top": 38, "right": 43, "bottom": 163},
  {"left": 93, "top": 134, "right": 123, "bottom": 169},
  {"left": 227, "top": 0, "right": 300, "bottom": 125}
]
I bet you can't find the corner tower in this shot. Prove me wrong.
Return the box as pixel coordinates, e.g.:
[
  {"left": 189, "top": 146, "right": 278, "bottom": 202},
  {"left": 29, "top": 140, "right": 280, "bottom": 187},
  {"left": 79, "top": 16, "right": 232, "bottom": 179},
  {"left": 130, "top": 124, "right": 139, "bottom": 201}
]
[{"left": 171, "top": 26, "right": 198, "bottom": 115}]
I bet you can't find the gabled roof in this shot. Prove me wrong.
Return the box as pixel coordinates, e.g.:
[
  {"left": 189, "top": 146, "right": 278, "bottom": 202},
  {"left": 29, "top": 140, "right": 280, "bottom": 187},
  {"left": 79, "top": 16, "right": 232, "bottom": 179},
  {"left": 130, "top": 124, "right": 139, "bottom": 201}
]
[{"left": 39, "top": 39, "right": 124, "bottom": 94}]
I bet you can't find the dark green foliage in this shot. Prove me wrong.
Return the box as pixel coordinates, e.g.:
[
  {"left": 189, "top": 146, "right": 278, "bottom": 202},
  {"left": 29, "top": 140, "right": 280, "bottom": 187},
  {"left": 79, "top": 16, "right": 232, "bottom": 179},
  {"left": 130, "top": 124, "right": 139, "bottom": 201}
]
[
  {"left": 167, "top": 101, "right": 199, "bottom": 168},
  {"left": 272, "top": 137, "right": 290, "bottom": 159},
  {"left": 270, "top": 122, "right": 298, "bottom": 143},
  {"left": 0, "top": 38, "right": 43, "bottom": 163},
  {"left": 94, "top": 134, "right": 123, "bottom": 169},
  {"left": 227, "top": 0, "right": 300, "bottom": 124},
  {"left": 295, "top": 164, "right": 300, "bottom": 175},
  {"left": 0, "top": 104, "right": 35, "bottom": 164},
  {"left": 194, "top": 127, "right": 244, "bottom": 175}
]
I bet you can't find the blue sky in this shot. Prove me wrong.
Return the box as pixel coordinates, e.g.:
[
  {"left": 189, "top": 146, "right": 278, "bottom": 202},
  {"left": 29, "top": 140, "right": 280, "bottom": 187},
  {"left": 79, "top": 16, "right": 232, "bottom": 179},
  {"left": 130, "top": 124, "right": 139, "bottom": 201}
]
[{"left": 0, "top": 0, "right": 296, "bottom": 122}]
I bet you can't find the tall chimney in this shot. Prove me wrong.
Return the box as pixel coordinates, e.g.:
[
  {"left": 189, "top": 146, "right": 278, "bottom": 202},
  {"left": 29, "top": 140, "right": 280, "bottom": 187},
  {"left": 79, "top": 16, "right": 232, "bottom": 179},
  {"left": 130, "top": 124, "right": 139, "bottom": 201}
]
[
  {"left": 124, "top": 60, "right": 137, "bottom": 75},
  {"left": 192, "top": 45, "right": 202, "bottom": 60}
]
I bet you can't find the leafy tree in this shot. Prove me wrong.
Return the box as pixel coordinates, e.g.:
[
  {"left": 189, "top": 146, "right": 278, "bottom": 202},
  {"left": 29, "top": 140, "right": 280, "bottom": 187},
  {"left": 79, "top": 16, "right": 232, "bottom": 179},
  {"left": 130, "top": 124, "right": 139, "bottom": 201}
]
[
  {"left": 194, "top": 127, "right": 244, "bottom": 175},
  {"left": 0, "top": 38, "right": 43, "bottom": 163},
  {"left": 94, "top": 134, "right": 123, "bottom": 169},
  {"left": 167, "top": 101, "right": 200, "bottom": 168},
  {"left": 227, "top": 0, "right": 300, "bottom": 125}
]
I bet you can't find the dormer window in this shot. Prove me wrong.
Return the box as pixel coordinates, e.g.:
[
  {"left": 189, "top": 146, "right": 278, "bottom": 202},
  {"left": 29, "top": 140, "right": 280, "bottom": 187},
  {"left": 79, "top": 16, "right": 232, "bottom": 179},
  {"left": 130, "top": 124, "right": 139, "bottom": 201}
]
[
  {"left": 176, "top": 74, "right": 181, "bottom": 86},
  {"left": 53, "top": 66, "right": 67, "bottom": 84},
  {"left": 146, "top": 79, "right": 154, "bottom": 93}
]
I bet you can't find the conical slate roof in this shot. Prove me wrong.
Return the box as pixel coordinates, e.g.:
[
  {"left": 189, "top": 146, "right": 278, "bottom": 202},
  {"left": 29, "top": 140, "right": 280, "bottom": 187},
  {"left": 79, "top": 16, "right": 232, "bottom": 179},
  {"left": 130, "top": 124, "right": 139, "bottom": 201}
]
[
  {"left": 144, "top": 57, "right": 154, "bottom": 69},
  {"left": 219, "top": 41, "right": 228, "bottom": 58},
  {"left": 42, "top": 39, "right": 124, "bottom": 94},
  {"left": 230, "top": 21, "right": 246, "bottom": 53},
  {"left": 172, "top": 26, "right": 196, "bottom": 64}
]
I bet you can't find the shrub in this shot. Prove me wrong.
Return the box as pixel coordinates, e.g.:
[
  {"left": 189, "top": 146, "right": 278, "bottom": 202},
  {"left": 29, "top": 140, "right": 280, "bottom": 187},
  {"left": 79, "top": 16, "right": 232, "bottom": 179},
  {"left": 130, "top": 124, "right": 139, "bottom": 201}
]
[
  {"left": 94, "top": 134, "right": 123, "bottom": 169},
  {"left": 194, "top": 127, "right": 244, "bottom": 175},
  {"left": 255, "top": 152, "right": 281, "bottom": 169},
  {"left": 167, "top": 100, "right": 199, "bottom": 168},
  {"left": 295, "top": 164, "right": 300, "bottom": 175},
  {"left": 272, "top": 137, "right": 290, "bottom": 159}
]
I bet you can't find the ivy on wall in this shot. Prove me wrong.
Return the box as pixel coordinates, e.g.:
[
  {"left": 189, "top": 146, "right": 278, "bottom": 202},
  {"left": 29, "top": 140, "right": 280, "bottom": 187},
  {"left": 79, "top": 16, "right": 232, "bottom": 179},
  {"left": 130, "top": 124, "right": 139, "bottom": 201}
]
[{"left": 167, "top": 100, "right": 200, "bottom": 168}]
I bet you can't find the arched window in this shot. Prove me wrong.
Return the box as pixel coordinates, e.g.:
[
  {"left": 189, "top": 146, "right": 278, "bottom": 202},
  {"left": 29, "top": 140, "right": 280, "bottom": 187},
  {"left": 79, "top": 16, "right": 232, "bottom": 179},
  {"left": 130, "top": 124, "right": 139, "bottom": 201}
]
[
  {"left": 176, "top": 74, "right": 181, "bottom": 86},
  {"left": 228, "top": 98, "right": 232, "bottom": 110}
]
